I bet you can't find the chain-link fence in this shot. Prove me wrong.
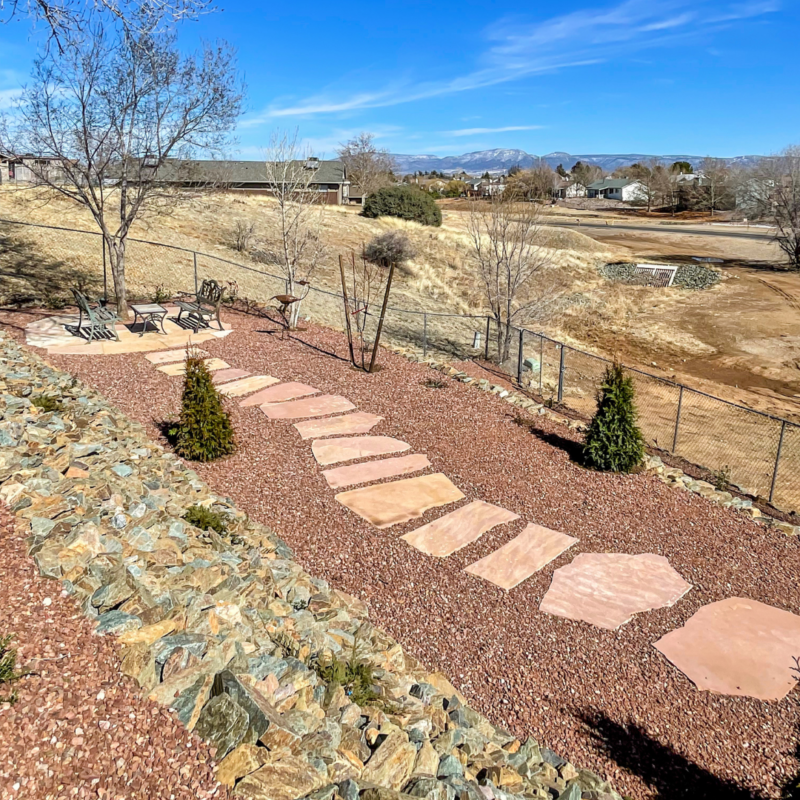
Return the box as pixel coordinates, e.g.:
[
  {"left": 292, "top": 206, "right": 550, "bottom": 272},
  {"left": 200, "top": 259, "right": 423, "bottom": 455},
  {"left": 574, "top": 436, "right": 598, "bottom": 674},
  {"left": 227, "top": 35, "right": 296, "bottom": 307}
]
[{"left": 2, "top": 216, "right": 799, "bottom": 512}]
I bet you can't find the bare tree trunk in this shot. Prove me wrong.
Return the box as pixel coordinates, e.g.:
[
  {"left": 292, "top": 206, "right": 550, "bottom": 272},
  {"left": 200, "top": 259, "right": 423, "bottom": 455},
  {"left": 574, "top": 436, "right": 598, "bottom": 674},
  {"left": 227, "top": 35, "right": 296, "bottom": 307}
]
[{"left": 106, "top": 236, "right": 128, "bottom": 318}]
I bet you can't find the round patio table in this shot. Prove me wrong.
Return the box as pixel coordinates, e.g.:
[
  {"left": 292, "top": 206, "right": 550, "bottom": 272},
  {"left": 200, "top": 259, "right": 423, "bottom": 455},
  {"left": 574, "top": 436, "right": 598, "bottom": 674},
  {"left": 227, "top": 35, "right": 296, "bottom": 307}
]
[{"left": 130, "top": 303, "right": 168, "bottom": 336}]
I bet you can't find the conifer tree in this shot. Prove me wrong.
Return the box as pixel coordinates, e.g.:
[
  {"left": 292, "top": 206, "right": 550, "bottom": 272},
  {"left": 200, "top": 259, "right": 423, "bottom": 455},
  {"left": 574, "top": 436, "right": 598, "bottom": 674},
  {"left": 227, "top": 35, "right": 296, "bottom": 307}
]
[
  {"left": 583, "top": 363, "right": 644, "bottom": 473},
  {"left": 175, "top": 351, "right": 235, "bottom": 461}
]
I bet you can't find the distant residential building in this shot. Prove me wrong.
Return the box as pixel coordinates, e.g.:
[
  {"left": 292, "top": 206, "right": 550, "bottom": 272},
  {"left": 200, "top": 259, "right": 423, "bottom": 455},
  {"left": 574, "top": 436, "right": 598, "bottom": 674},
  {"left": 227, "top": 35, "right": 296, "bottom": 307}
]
[
  {"left": 0, "top": 153, "right": 65, "bottom": 185},
  {"left": 587, "top": 178, "right": 647, "bottom": 202},
  {"left": 553, "top": 179, "right": 586, "bottom": 199},
  {"left": 144, "top": 158, "right": 352, "bottom": 205}
]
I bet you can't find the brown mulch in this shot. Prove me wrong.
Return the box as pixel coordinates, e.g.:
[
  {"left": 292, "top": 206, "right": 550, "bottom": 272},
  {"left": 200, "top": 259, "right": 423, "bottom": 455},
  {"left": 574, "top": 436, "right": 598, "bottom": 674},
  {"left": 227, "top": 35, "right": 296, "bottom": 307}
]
[
  {"left": 4, "top": 306, "right": 800, "bottom": 800},
  {"left": 0, "top": 503, "right": 228, "bottom": 800}
]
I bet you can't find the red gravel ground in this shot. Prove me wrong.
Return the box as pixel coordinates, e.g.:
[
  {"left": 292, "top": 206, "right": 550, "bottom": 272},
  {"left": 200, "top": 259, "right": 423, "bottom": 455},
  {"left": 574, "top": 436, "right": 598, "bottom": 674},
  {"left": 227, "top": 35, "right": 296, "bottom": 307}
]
[
  {"left": 0, "top": 502, "right": 229, "bottom": 800},
  {"left": 4, "top": 307, "right": 800, "bottom": 800}
]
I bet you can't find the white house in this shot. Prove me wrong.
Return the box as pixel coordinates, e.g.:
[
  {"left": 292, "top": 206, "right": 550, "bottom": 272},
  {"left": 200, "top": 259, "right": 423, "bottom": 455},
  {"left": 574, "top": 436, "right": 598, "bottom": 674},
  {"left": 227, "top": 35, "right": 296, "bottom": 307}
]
[
  {"left": 587, "top": 178, "right": 647, "bottom": 202},
  {"left": 553, "top": 179, "right": 586, "bottom": 199}
]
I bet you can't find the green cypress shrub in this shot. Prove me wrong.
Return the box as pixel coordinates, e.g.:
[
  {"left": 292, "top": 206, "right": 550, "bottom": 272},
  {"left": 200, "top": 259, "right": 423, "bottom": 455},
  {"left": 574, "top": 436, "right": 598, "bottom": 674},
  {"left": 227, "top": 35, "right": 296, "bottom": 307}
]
[
  {"left": 583, "top": 363, "right": 645, "bottom": 473},
  {"left": 363, "top": 186, "right": 442, "bottom": 226},
  {"left": 175, "top": 354, "right": 236, "bottom": 461}
]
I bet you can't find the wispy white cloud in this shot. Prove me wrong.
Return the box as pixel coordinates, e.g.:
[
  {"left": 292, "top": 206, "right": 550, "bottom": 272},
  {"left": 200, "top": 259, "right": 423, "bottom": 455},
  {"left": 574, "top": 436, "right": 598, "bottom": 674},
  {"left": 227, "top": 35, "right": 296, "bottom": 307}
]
[
  {"left": 243, "top": 0, "right": 778, "bottom": 125},
  {"left": 0, "top": 88, "right": 22, "bottom": 110},
  {"left": 444, "top": 125, "right": 543, "bottom": 137}
]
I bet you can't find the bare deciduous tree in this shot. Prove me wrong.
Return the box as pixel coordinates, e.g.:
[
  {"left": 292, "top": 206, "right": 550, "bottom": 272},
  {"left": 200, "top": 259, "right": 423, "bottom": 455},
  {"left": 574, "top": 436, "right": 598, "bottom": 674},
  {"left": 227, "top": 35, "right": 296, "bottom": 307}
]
[
  {"left": 570, "top": 161, "right": 604, "bottom": 193},
  {"left": 699, "top": 157, "right": 732, "bottom": 216},
  {"left": 1, "top": 7, "right": 241, "bottom": 317},
  {"left": 263, "top": 129, "right": 327, "bottom": 329},
  {"left": 337, "top": 132, "right": 395, "bottom": 199},
  {"left": 746, "top": 147, "right": 800, "bottom": 270},
  {"left": 506, "top": 163, "right": 557, "bottom": 203},
  {"left": 467, "top": 197, "right": 562, "bottom": 363},
  {"left": 629, "top": 159, "right": 668, "bottom": 212}
]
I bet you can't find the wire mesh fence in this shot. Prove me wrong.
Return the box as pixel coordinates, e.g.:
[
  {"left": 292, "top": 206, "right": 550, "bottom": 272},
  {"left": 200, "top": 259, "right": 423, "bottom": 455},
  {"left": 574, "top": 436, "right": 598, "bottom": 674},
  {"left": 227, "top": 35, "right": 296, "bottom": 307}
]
[{"left": 2, "top": 216, "right": 800, "bottom": 512}]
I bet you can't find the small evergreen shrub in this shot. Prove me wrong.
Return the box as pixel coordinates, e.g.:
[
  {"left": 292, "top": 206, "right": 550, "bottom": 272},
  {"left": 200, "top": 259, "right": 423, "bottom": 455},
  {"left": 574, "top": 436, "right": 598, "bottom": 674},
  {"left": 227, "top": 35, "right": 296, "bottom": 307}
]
[
  {"left": 174, "top": 352, "right": 236, "bottom": 462},
  {"left": 583, "top": 363, "right": 645, "bottom": 473},
  {"left": 183, "top": 504, "right": 227, "bottom": 535},
  {"left": 363, "top": 186, "right": 442, "bottom": 227},
  {"left": 152, "top": 284, "right": 171, "bottom": 304}
]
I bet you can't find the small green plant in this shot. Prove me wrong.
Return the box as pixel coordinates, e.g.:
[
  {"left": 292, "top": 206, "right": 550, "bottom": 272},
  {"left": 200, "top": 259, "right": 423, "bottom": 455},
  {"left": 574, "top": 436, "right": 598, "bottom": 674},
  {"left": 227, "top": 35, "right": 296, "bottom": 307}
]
[
  {"left": 152, "top": 284, "right": 171, "bottom": 304},
  {"left": 583, "top": 363, "right": 645, "bottom": 474},
  {"left": 183, "top": 504, "right": 227, "bottom": 535},
  {"left": 272, "top": 630, "right": 302, "bottom": 660},
  {"left": 309, "top": 639, "right": 380, "bottom": 707},
  {"left": 31, "top": 395, "right": 62, "bottom": 412},
  {"left": 42, "top": 291, "right": 68, "bottom": 310},
  {"left": 422, "top": 378, "right": 446, "bottom": 389},
  {"left": 712, "top": 465, "right": 731, "bottom": 491},
  {"left": 0, "top": 635, "right": 28, "bottom": 705},
  {"left": 174, "top": 349, "right": 236, "bottom": 462}
]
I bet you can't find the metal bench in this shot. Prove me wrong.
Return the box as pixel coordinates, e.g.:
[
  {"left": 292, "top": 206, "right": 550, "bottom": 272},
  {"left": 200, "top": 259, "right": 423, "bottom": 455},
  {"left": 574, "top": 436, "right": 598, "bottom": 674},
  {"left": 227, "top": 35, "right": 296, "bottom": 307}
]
[
  {"left": 72, "top": 289, "right": 120, "bottom": 342},
  {"left": 175, "top": 279, "right": 224, "bottom": 331}
]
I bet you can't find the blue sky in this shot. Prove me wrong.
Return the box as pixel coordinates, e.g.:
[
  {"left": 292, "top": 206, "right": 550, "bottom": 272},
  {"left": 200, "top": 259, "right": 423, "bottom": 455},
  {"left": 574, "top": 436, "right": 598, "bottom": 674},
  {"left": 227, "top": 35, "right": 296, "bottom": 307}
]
[{"left": 0, "top": 0, "right": 796, "bottom": 158}]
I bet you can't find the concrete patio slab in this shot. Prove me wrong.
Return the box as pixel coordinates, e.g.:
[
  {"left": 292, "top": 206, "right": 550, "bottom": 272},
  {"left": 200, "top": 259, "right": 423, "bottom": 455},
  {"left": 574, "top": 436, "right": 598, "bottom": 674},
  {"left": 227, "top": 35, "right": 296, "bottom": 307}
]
[
  {"left": 540, "top": 552, "right": 692, "bottom": 630},
  {"left": 293, "top": 412, "right": 384, "bottom": 440},
  {"left": 218, "top": 375, "right": 280, "bottom": 397},
  {"left": 322, "top": 454, "right": 431, "bottom": 489},
  {"left": 402, "top": 500, "right": 520, "bottom": 558},
  {"left": 311, "top": 435, "right": 411, "bottom": 466},
  {"left": 240, "top": 382, "right": 320, "bottom": 407},
  {"left": 336, "top": 473, "right": 465, "bottom": 529},
  {"left": 146, "top": 348, "right": 211, "bottom": 364},
  {"left": 654, "top": 598, "right": 800, "bottom": 701},
  {"left": 212, "top": 368, "right": 251, "bottom": 385},
  {"left": 157, "top": 358, "right": 230, "bottom": 376},
  {"left": 261, "top": 395, "right": 356, "bottom": 420},
  {"left": 464, "top": 523, "right": 577, "bottom": 589}
]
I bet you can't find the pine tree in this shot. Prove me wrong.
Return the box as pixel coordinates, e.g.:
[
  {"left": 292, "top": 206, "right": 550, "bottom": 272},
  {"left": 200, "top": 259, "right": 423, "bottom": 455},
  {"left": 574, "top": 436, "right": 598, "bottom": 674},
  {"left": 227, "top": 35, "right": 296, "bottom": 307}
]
[
  {"left": 175, "top": 352, "right": 236, "bottom": 461},
  {"left": 583, "top": 363, "right": 645, "bottom": 473}
]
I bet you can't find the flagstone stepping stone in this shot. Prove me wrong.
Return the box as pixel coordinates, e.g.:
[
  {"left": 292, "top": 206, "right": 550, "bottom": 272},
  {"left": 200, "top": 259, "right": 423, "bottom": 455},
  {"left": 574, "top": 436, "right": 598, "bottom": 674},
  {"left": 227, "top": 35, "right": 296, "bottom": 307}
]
[
  {"left": 402, "top": 500, "right": 520, "bottom": 558},
  {"left": 322, "top": 454, "right": 431, "bottom": 489},
  {"left": 240, "top": 382, "right": 320, "bottom": 407},
  {"left": 293, "top": 412, "right": 383, "bottom": 440},
  {"left": 146, "top": 348, "right": 210, "bottom": 364},
  {"left": 218, "top": 375, "right": 279, "bottom": 397},
  {"left": 539, "top": 552, "right": 692, "bottom": 630},
  {"left": 654, "top": 598, "right": 800, "bottom": 701},
  {"left": 312, "top": 435, "right": 411, "bottom": 466},
  {"left": 336, "top": 473, "right": 465, "bottom": 529},
  {"left": 261, "top": 395, "right": 356, "bottom": 420},
  {"left": 212, "top": 368, "right": 251, "bottom": 385},
  {"left": 464, "top": 523, "right": 577, "bottom": 589},
  {"left": 158, "top": 358, "right": 230, "bottom": 376}
]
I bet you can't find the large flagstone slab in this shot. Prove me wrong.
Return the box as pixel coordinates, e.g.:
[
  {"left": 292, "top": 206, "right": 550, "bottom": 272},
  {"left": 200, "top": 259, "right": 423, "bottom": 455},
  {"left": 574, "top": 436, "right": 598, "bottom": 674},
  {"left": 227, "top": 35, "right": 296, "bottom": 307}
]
[
  {"left": 654, "top": 598, "right": 800, "bottom": 701},
  {"left": 240, "top": 382, "right": 320, "bottom": 407},
  {"left": 293, "top": 412, "right": 383, "bottom": 440},
  {"left": 261, "top": 395, "right": 355, "bottom": 420},
  {"left": 539, "top": 552, "right": 691, "bottom": 630},
  {"left": 158, "top": 358, "right": 229, "bottom": 375},
  {"left": 212, "top": 368, "right": 251, "bottom": 385},
  {"left": 464, "top": 523, "right": 577, "bottom": 589},
  {"left": 323, "top": 454, "right": 430, "bottom": 489},
  {"left": 218, "top": 375, "right": 279, "bottom": 397},
  {"left": 146, "top": 348, "right": 210, "bottom": 364},
  {"left": 336, "top": 473, "right": 465, "bottom": 529},
  {"left": 312, "top": 435, "right": 411, "bottom": 466},
  {"left": 402, "top": 500, "right": 519, "bottom": 558}
]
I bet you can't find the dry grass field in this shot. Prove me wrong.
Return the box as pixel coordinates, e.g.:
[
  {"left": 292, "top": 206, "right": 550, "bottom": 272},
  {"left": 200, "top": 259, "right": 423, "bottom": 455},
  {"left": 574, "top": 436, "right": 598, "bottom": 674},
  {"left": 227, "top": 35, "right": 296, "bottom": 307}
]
[{"left": 2, "top": 185, "right": 800, "bottom": 425}]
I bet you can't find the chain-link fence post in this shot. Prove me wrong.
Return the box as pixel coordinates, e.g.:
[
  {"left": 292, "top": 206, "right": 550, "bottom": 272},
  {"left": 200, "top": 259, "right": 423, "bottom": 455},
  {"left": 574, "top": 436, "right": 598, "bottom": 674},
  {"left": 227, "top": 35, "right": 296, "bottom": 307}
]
[
  {"left": 484, "top": 316, "right": 491, "bottom": 361},
  {"left": 193, "top": 252, "right": 198, "bottom": 294},
  {"left": 101, "top": 237, "right": 108, "bottom": 302},
  {"left": 672, "top": 385, "right": 684, "bottom": 452},
  {"left": 516, "top": 327, "right": 524, "bottom": 384},
  {"left": 769, "top": 420, "right": 787, "bottom": 504},
  {"left": 423, "top": 312, "right": 428, "bottom": 358},
  {"left": 557, "top": 344, "right": 566, "bottom": 403},
  {"left": 539, "top": 335, "right": 544, "bottom": 395}
]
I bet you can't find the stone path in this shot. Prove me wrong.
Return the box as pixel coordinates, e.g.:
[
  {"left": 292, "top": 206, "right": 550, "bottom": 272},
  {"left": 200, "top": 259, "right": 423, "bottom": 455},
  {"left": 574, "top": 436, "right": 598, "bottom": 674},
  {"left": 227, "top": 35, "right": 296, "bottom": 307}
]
[
  {"left": 157, "top": 357, "right": 230, "bottom": 376},
  {"left": 143, "top": 346, "right": 800, "bottom": 702}
]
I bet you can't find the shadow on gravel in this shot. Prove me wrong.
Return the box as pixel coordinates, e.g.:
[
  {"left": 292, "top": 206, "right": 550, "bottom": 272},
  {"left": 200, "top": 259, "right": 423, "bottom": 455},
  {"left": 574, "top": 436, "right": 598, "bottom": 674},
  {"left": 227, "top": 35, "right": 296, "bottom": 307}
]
[
  {"left": 512, "top": 415, "right": 585, "bottom": 464},
  {"left": 578, "top": 710, "right": 764, "bottom": 800}
]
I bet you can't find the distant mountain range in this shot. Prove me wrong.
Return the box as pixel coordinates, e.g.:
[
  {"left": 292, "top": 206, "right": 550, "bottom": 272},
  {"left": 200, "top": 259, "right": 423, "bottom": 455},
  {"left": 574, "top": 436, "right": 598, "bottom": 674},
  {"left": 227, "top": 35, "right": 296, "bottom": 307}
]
[{"left": 390, "top": 149, "right": 763, "bottom": 175}]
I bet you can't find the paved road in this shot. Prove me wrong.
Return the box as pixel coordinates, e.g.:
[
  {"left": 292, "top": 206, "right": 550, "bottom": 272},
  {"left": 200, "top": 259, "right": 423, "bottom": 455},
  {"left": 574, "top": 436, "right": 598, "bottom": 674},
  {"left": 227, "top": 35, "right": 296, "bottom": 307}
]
[{"left": 543, "top": 220, "right": 775, "bottom": 241}]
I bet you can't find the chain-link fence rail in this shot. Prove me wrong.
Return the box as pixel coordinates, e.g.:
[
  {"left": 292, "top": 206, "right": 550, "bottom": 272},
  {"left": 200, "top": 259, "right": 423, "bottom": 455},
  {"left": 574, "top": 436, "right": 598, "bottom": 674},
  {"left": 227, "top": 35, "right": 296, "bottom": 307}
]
[{"left": 2, "top": 217, "right": 800, "bottom": 513}]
